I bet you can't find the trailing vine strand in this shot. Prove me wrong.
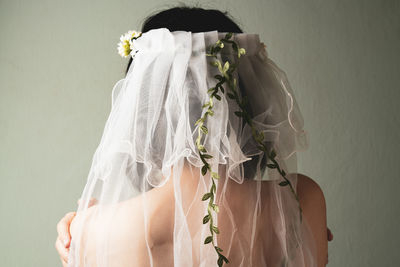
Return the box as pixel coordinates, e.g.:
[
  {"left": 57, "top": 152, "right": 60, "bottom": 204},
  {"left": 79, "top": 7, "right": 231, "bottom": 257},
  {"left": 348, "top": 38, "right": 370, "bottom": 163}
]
[{"left": 197, "top": 32, "right": 303, "bottom": 266}]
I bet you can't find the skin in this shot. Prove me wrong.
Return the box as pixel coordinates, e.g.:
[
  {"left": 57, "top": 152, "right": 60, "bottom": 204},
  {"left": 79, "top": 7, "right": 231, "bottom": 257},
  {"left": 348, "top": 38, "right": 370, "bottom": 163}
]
[
  {"left": 56, "top": 172, "right": 333, "bottom": 266},
  {"left": 296, "top": 173, "right": 330, "bottom": 266},
  {"left": 55, "top": 198, "right": 97, "bottom": 266}
]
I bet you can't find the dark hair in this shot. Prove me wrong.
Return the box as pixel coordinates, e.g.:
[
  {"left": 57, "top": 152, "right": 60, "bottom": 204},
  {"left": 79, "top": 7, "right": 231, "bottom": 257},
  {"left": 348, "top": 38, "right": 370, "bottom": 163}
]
[{"left": 125, "top": 6, "right": 243, "bottom": 74}]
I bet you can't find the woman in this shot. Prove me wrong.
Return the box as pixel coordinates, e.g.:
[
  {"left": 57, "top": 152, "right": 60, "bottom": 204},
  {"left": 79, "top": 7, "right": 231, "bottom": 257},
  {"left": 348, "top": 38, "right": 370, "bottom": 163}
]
[{"left": 55, "top": 6, "right": 333, "bottom": 266}]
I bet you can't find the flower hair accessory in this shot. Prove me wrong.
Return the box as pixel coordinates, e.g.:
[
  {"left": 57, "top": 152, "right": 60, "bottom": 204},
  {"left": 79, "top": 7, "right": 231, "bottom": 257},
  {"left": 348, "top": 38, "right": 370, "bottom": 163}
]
[{"left": 117, "top": 30, "right": 143, "bottom": 58}]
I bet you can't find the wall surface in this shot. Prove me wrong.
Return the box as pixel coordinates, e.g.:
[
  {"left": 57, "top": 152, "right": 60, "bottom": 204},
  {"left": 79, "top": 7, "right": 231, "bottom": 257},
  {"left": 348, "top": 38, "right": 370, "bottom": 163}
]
[{"left": 0, "top": 0, "right": 399, "bottom": 266}]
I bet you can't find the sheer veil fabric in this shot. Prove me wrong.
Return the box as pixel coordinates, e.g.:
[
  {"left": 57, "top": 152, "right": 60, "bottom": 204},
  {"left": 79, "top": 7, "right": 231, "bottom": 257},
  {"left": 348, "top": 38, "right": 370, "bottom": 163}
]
[{"left": 67, "top": 28, "right": 317, "bottom": 267}]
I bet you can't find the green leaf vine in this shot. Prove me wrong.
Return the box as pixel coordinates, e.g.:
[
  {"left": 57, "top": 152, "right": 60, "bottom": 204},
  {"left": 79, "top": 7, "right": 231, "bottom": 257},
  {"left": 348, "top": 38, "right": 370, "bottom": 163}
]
[{"left": 197, "top": 32, "right": 303, "bottom": 266}]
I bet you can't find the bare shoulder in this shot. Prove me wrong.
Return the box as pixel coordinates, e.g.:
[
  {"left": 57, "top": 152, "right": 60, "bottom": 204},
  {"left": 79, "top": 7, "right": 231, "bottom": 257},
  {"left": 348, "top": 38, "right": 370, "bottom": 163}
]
[
  {"left": 296, "top": 173, "right": 326, "bottom": 205},
  {"left": 294, "top": 173, "right": 328, "bottom": 267}
]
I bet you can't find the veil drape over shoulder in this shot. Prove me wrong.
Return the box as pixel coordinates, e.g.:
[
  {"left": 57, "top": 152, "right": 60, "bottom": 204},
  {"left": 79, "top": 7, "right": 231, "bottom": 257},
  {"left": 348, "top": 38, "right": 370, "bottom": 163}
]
[{"left": 67, "top": 28, "right": 317, "bottom": 267}]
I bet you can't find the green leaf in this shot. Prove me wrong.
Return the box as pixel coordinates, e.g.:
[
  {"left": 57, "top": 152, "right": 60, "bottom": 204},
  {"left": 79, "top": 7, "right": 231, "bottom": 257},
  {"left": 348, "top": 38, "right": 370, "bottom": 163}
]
[
  {"left": 218, "top": 254, "right": 229, "bottom": 266},
  {"left": 212, "top": 204, "right": 219, "bottom": 213},
  {"left": 232, "top": 42, "right": 238, "bottom": 51},
  {"left": 217, "top": 64, "right": 224, "bottom": 73},
  {"left": 198, "top": 145, "right": 206, "bottom": 152},
  {"left": 203, "top": 214, "right": 210, "bottom": 224},
  {"left": 201, "top": 165, "right": 208, "bottom": 175},
  {"left": 204, "top": 236, "right": 213, "bottom": 244},
  {"left": 211, "top": 172, "right": 220, "bottom": 179},
  {"left": 281, "top": 170, "right": 286, "bottom": 176},
  {"left": 207, "top": 87, "right": 215, "bottom": 93},
  {"left": 215, "top": 246, "right": 223, "bottom": 252},
  {"left": 202, "top": 192, "right": 212, "bottom": 201},
  {"left": 202, "top": 102, "right": 210, "bottom": 108},
  {"left": 214, "top": 94, "right": 221, "bottom": 101},
  {"left": 255, "top": 133, "right": 263, "bottom": 143},
  {"left": 227, "top": 93, "right": 235, "bottom": 99},
  {"left": 207, "top": 109, "right": 214, "bottom": 116},
  {"left": 203, "top": 154, "right": 213, "bottom": 159},
  {"left": 214, "top": 46, "right": 222, "bottom": 53},
  {"left": 199, "top": 154, "right": 208, "bottom": 165},
  {"left": 201, "top": 125, "right": 208, "bottom": 134},
  {"left": 218, "top": 257, "right": 223, "bottom": 267},
  {"left": 223, "top": 61, "right": 230, "bottom": 73},
  {"left": 195, "top": 118, "right": 203, "bottom": 126},
  {"left": 216, "top": 40, "right": 224, "bottom": 48},
  {"left": 212, "top": 225, "right": 220, "bottom": 234},
  {"left": 214, "top": 74, "right": 223, "bottom": 81},
  {"left": 212, "top": 60, "right": 221, "bottom": 68},
  {"left": 270, "top": 149, "right": 277, "bottom": 159},
  {"left": 221, "top": 254, "right": 229, "bottom": 263},
  {"left": 279, "top": 181, "right": 289, "bottom": 186},
  {"left": 233, "top": 78, "right": 237, "bottom": 87},
  {"left": 267, "top": 163, "right": 277, "bottom": 169},
  {"left": 225, "top": 32, "right": 233, "bottom": 39}
]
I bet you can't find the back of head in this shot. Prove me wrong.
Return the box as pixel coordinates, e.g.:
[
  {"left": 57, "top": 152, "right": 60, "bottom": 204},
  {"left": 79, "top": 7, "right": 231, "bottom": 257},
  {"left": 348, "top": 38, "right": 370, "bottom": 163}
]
[{"left": 125, "top": 6, "right": 243, "bottom": 74}]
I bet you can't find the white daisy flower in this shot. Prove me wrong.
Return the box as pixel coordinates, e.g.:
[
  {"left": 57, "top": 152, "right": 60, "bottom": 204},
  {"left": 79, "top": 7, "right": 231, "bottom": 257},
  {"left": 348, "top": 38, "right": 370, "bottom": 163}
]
[
  {"left": 117, "top": 30, "right": 142, "bottom": 58},
  {"left": 117, "top": 39, "right": 131, "bottom": 58}
]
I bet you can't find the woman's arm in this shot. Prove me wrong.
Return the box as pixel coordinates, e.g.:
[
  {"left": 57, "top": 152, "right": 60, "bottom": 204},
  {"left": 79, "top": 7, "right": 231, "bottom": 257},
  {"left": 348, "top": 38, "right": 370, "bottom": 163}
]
[
  {"left": 55, "top": 198, "right": 97, "bottom": 266},
  {"left": 55, "top": 211, "right": 76, "bottom": 267},
  {"left": 297, "top": 173, "right": 329, "bottom": 266}
]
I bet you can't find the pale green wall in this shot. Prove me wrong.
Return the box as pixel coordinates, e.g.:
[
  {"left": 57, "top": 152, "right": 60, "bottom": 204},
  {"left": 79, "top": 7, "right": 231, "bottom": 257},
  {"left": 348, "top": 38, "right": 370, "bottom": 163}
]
[{"left": 1, "top": 0, "right": 399, "bottom": 266}]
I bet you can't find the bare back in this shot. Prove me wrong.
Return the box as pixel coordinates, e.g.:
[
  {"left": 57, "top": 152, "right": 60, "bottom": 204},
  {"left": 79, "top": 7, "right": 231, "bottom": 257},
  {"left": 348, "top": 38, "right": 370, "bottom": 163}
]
[{"left": 71, "top": 172, "right": 327, "bottom": 266}]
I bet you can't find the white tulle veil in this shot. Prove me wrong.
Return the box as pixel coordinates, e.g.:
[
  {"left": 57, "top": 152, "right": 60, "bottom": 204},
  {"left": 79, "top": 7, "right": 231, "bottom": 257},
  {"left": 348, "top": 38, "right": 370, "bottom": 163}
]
[{"left": 67, "top": 28, "right": 317, "bottom": 267}]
